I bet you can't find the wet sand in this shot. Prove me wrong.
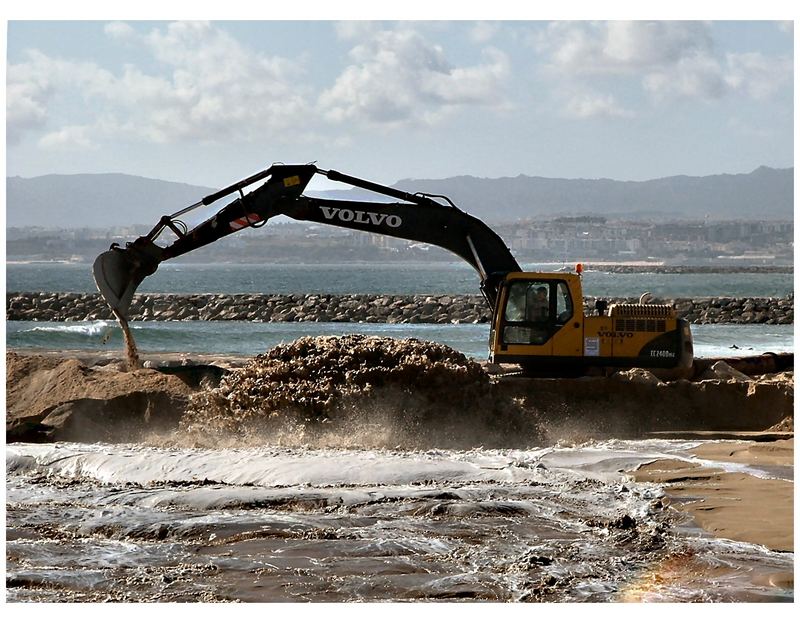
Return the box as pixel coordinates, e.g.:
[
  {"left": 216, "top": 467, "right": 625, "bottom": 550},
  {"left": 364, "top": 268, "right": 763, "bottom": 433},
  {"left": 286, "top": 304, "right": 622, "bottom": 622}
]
[{"left": 633, "top": 438, "right": 794, "bottom": 553}]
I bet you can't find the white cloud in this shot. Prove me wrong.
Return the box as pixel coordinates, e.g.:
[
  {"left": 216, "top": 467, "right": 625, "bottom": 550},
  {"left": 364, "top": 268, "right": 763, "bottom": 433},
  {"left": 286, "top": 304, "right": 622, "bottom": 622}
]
[
  {"left": 643, "top": 54, "right": 727, "bottom": 101},
  {"left": 6, "top": 64, "right": 52, "bottom": 144},
  {"left": 724, "top": 52, "right": 793, "bottom": 99},
  {"left": 563, "top": 92, "right": 633, "bottom": 119},
  {"left": 470, "top": 22, "right": 500, "bottom": 44},
  {"left": 12, "top": 22, "right": 509, "bottom": 146},
  {"left": 104, "top": 21, "right": 136, "bottom": 40},
  {"left": 334, "top": 21, "right": 380, "bottom": 41},
  {"left": 318, "top": 27, "right": 510, "bottom": 127},
  {"left": 536, "top": 20, "right": 791, "bottom": 107},
  {"left": 38, "top": 125, "right": 97, "bottom": 150},
  {"left": 6, "top": 49, "right": 117, "bottom": 145},
  {"left": 537, "top": 21, "right": 714, "bottom": 75},
  {"left": 7, "top": 22, "right": 312, "bottom": 147}
]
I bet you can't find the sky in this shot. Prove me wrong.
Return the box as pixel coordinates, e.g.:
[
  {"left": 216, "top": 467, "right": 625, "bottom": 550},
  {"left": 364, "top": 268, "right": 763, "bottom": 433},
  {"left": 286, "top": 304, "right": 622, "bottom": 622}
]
[{"left": 4, "top": 15, "right": 796, "bottom": 190}]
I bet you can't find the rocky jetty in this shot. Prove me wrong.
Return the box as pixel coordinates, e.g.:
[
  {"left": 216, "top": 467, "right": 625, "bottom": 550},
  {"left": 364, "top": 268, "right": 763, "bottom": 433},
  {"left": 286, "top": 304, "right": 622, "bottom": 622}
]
[
  {"left": 5, "top": 291, "right": 794, "bottom": 325},
  {"left": 585, "top": 265, "right": 792, "bottom": 274}
]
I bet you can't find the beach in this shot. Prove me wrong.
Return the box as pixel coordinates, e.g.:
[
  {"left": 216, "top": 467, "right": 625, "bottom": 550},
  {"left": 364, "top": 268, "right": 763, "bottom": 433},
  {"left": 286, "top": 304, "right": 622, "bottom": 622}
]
[
  {"left": 6, "top": 341, "right": 794, "bottom": 602},
  {"left": 633, "top": 438, "right": 794, "bottom": 553}
]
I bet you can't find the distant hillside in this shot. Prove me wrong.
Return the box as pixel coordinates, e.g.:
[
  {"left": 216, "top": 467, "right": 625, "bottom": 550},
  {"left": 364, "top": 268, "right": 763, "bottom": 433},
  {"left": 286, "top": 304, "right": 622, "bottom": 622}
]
[
  {"left": 390, "top": 166, "right": 793, "bottom": 223},
  {"left": 6, "top": 173, "right": 216, "bottom": 229},
  {"left": 5, "top": 166, "right": 793, "bottom": 228}
]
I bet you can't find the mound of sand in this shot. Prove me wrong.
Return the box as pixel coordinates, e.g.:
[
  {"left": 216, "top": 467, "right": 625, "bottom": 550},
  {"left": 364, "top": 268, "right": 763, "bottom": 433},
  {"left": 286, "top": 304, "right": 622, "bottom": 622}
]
[
  {"left": 6, "top": 352, "right": 192, "bottom": 443},
  {"left": 182, "top": 335, "right": 538, "bottom": 449}
]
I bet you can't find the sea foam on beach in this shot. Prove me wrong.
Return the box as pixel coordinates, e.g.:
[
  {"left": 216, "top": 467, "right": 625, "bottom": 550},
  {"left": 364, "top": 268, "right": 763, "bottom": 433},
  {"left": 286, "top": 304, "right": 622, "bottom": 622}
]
[{"left": 6, "top": 439, "right": 793, "bottom": 603}]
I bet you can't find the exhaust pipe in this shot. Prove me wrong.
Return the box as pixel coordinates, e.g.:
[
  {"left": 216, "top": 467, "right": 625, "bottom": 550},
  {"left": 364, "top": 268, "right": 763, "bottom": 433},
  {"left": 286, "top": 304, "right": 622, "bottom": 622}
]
[{"left": 92, "top": 237, "right": 163, "bottom": 319}]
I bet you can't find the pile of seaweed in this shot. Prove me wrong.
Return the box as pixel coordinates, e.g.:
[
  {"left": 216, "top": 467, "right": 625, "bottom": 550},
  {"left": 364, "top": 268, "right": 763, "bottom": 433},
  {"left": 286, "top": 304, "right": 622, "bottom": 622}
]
[{"left": 181, "top": 335, "right": 538, "bottom": 449}]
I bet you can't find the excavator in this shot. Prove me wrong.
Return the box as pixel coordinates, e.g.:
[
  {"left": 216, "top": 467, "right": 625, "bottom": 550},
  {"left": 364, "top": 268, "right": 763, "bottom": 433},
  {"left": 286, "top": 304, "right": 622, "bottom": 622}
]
[{"left": 93, "top": 163, "right": 694, "bottom": 376}]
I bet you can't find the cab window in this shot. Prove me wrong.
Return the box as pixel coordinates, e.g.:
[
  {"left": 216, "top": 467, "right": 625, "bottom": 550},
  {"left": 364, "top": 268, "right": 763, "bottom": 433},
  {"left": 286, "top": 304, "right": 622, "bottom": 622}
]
[
  {"left": 502, "top": 279, "right": 572, "bottom": 346},
  {"left": 504, "top": 281, "right": 550, "bottom": 323}
]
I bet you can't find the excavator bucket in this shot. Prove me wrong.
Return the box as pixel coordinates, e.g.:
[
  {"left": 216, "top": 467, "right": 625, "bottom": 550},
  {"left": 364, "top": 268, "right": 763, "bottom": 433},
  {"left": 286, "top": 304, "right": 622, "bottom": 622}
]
[{"left": 92, "top": 238, "right": 163, "bottom": 319}]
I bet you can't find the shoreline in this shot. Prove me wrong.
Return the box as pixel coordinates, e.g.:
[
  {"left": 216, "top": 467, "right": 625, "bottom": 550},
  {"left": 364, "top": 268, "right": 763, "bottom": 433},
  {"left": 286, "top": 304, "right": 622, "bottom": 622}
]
[
  {"left": 632, "top": 438, "right": 794, "bottom": 553},
  {"left": 7, "top": 348, "right": 793, "bottom": 443}
]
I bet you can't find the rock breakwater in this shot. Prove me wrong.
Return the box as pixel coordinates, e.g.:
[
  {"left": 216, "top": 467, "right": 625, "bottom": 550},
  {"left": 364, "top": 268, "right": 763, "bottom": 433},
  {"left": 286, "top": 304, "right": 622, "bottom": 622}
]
[
  {"left": 6, "top": 292, "right": 794, "bottom": 324},
  {"left": 585, "top": 265, "right": 792, "bottom": 274}
]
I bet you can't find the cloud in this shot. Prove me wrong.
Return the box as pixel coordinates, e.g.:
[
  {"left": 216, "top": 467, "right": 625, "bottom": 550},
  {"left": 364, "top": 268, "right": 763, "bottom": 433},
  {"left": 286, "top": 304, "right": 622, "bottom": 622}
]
[
  {"left": 536, "top": 21, "right": 714, "bottom": 75},
  {"left": 334, "top": 21, "right": 380, "bottom": 41},
  {"left": 8, "top": 21, "right": 509, "bottom": 146},
  {"left": 470, "top": 22, "right": 500, "bottom": 44},
  {"left": 643, "top": 54, "right": 727, "bottom": 101},
  {"left": 6, "top": 49, "right": 117, "bottom": 145},
  {"left": 6, "top": 61, "right": 52, "bottom": 144},
  {"left": 563, "top": 92, "right": 634, "bottom": 119},
  {"left": 318, "top": 27, "right": 510, "bottom": 127},
  {"left": 535, "top": 20, "right": 792, "bottom": 107},
  {"left": 7, "top": 21, "right": 312, "bottom": 147},
  {"left": 104, "top": 21, "right": 136, "bottom": 40},
  {"left": 724, "top": 52, "right": 793, "bottom": 99},
  {"left": 38, "top": 125, "right": 97, "bottom": 149}
]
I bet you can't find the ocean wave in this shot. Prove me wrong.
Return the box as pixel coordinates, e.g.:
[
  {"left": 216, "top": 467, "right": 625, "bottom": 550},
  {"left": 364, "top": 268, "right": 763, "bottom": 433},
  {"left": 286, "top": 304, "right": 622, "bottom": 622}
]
[{"left": 24, "top": 321, "right": 113, "bottom": 336}]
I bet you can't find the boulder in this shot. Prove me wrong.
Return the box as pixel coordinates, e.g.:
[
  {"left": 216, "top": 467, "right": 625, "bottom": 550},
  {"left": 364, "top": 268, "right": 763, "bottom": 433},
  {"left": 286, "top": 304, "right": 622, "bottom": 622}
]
[
  {"left": 700, "top": 361, "right": 753, "bottom": 382},
  {"left": 613, "top": 368, "right": 664, "bottom": 385}
]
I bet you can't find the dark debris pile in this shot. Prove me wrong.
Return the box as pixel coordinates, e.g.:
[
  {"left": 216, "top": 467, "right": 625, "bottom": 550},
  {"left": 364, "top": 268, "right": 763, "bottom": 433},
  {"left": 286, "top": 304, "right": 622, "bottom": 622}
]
[{"left": 182, "top": 335, "right": 537, "bottom": 448}]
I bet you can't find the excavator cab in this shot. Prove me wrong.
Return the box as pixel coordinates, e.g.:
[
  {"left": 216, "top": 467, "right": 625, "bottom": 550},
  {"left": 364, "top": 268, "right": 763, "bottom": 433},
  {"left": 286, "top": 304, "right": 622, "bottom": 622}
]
[
  {"left": 491, "top": 272, "right": 585, "bottom": 370},
  {"left": 500, "top": 277, "right": 576, "bottom": 345},
  {"left": 491, "top": 271, "right": 693, "bottom": 375}
]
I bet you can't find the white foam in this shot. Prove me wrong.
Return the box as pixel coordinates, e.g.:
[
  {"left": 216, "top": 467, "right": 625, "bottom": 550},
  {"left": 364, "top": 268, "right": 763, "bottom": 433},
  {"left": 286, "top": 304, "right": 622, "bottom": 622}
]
[
  {"left": 8, "top": 444, "right": 494, "bottom": 488},
  {"left": 6, "top": 440, "right": 700, "bottom": 489},
  {"left": 24, "top": 321, "right": 112, "bottom": 336}
]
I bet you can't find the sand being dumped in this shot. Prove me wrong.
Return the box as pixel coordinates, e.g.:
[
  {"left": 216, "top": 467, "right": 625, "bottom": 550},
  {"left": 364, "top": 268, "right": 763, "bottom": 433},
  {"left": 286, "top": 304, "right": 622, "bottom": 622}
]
[
  {"left": 182, "top": 335, "right": 538, "bottom": 449},
  {"left": 115, "top": 313, "right": 142, "bottom": 370}
]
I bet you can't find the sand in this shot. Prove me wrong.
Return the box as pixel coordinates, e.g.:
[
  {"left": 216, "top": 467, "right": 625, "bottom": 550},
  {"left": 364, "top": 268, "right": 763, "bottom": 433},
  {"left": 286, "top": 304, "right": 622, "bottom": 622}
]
[
  {"left": 114, "top": 311, "right": 142, "bottom": 370},
  {"left": 5, "top": 352, "right": 193, "bottom": 443},
  {"left": 633, "top": 438, "right": 794, "bottom": 552},
  {"left": 181, "top": 335, "right": 538, "bottom": 449}
]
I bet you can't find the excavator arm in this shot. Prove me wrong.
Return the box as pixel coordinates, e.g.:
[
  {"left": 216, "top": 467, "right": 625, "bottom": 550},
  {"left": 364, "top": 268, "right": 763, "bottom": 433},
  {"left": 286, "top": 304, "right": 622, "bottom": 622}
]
[{"left": 93, "top": 163, "right": 520, "bottom": 319}]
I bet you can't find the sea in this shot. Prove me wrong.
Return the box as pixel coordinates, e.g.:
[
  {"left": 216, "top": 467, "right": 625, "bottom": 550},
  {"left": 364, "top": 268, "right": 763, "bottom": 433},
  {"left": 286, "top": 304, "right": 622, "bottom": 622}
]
[
  {"left": 5, "top": 261, "right": 796, "bottom": 603},
  {"left": 6, "top": 260, "right": 795, "bottom": 298},
  {"left": 5, "top": 262, "right": 796, "bottom": 359}
]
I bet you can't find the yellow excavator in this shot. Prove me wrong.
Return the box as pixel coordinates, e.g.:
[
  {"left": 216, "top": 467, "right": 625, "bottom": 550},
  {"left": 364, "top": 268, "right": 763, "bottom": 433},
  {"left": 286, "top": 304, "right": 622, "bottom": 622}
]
[{"left": 93, "top": 163, "right": 693, "bottom": 376}]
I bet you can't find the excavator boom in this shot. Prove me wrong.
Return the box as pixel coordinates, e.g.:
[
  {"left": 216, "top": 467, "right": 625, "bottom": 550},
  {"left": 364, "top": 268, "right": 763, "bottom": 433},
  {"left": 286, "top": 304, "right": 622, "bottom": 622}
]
[{"left": 93, "top": 163, "right": 520, "bottom": 319}]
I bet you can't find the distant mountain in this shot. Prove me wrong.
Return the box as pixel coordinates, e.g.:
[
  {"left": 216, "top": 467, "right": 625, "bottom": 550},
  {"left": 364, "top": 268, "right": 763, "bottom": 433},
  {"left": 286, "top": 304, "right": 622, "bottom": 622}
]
[
  {"left": 6, "top": 173, "right": 216, "bottom": 229},
  {"left": 389, "top": 166, "right": 794, "bottom": 223},
  {"left": 5, "top": 166, "right": 793, "bottom": 228}
]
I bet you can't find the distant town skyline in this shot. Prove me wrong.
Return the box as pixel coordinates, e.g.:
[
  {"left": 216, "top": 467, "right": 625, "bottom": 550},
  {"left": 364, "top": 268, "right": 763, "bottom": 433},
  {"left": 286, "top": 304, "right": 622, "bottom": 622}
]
[{"left": 6, "top": 19, "right": 794, "bottom": 191}]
